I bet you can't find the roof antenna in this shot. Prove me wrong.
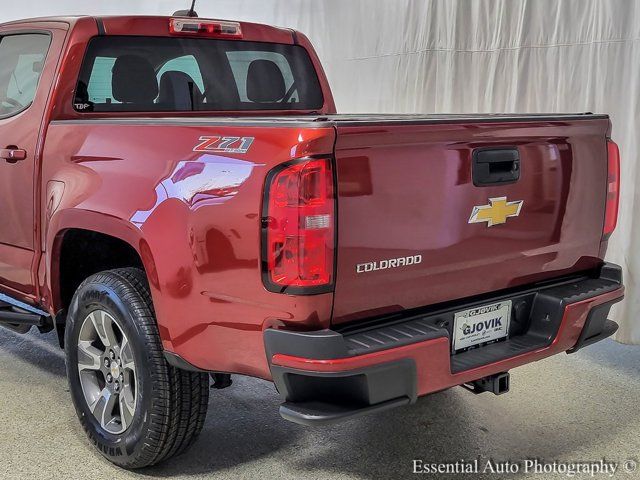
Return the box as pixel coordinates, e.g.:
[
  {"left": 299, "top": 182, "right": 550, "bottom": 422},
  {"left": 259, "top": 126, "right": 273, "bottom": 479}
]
[{"left": 174, "top": 0, "right": 198, "bottom": 17}]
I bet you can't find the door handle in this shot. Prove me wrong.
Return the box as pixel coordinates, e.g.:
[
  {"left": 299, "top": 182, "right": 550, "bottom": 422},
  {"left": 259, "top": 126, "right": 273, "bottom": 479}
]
[
  {"left": 0, "top": 147, "right": 27, "bottom": 163},
  {"left": 472, "top": 147, "right": 520, "bottom": 186}
]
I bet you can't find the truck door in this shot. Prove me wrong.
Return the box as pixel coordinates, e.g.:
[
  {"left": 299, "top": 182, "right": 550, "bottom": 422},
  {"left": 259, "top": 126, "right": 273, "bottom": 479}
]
[{"left": 0, "top": 26, "right": 64, "bottom": 295}]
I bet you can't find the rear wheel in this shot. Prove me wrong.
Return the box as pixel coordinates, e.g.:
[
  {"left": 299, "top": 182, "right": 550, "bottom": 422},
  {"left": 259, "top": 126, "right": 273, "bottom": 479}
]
[{"left": 65, "top": 268, "right": 209, "bottom": 469}]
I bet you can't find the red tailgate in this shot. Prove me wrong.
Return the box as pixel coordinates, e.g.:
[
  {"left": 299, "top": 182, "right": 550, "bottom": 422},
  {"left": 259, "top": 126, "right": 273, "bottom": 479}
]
[{"left": 331, "top": 116, "right": 610, "bottom": 325}]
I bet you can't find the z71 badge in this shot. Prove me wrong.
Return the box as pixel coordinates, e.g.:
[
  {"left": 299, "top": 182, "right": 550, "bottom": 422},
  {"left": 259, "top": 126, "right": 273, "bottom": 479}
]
[{"left": 194, "top": 136, "right": 255, "bottom": 154}]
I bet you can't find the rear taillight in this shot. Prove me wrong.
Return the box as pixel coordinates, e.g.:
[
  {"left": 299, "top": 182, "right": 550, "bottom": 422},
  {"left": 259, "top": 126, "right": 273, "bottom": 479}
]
[
  {"left": 262, "top": 158, "right": 335, "bottom": 294},
  {"left": 603, "top": 139, "right": 620, "bottom": 238}
]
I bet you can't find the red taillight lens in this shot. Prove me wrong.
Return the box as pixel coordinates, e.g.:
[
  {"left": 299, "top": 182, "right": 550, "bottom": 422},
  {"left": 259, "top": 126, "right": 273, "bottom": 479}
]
[
  {"left": 603, "top": 139, "right": 620, "bottom": 238},
  {"left": 263, "top": 158, "right": 335, "bottom": 293},
  {"left": 169, "top": 19, "right": 243, "bottom": 38}
]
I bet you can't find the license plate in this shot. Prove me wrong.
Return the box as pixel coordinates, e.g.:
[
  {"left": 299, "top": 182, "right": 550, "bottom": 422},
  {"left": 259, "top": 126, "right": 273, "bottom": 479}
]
[{"left": 452, "top": 300, "right": 511, "bottom": 352}]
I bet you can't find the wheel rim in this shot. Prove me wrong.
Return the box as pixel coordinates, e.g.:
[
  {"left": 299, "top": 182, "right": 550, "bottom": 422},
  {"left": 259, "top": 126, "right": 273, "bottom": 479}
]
[{"left": 77, "top": 309, "right": 137, "bottom": 434}]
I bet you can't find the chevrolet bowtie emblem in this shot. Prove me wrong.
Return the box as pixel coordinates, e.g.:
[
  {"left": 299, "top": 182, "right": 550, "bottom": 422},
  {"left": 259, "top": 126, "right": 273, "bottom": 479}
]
[{"left": 468, "top": 197, "right": 524, "bottom": 227}]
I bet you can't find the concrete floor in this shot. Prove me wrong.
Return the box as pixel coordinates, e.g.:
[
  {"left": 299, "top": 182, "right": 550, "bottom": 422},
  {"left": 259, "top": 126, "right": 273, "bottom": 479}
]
[{"left": 0, "top": 328, "right": 639, "bottom": 480}]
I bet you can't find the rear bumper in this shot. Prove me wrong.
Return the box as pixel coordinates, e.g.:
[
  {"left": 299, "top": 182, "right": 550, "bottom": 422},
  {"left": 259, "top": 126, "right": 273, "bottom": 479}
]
[{"left": 265, "top": 263, "right": 624, "bottom": 425}]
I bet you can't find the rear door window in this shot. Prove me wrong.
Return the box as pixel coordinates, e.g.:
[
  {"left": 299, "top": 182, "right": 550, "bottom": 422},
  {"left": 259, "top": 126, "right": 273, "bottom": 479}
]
[
  {"left": 75, "top": 36, "right": 324, "bottom": 112},
  {"left": 0, "top": 33, "right": 51, "bottom": 117}
]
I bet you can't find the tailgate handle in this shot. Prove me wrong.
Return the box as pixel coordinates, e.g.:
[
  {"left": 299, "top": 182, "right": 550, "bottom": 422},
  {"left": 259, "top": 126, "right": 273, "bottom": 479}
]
[{"left": 472, "top": 148, "right": 520, "bottom": 186}]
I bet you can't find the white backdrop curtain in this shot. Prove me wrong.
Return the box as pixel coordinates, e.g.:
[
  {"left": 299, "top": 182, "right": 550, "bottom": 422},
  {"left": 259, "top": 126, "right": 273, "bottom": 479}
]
[{"left": 3, "top": 0, "right": 639, "bottom": 343}]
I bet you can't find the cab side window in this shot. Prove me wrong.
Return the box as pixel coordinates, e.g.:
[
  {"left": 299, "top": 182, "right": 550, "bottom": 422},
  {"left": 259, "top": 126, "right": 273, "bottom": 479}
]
[{"left": 0, "top": 34, "right": 51, "bottom": 118}]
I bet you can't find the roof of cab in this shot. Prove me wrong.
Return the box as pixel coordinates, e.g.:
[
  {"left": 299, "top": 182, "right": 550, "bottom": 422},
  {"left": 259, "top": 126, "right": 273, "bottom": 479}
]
[
  {"left": 0, "top": 15, "right": 90, "bottom": 26},
  {"left": 0, "top": 14, "right": 286, "bottom": 30},
  {"left": 0, "top": 15, "right": 296, "bottom": 44}
]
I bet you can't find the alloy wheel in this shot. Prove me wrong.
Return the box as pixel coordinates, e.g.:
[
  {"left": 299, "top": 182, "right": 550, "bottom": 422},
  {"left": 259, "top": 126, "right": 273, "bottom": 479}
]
[{"left": 76, "top": 309, "right": 137, "bottom": 434}]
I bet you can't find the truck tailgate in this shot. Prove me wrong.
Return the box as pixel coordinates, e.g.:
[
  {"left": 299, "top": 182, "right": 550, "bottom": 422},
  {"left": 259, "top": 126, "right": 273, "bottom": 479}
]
[{"left": 331, "top": 114, "right": 610, "bottom": 325}]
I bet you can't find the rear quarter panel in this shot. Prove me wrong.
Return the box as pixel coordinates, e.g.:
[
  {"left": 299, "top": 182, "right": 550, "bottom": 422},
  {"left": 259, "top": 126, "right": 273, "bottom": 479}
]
[{"left": 41, "top": 121, "right": 335, "bottom": 378}]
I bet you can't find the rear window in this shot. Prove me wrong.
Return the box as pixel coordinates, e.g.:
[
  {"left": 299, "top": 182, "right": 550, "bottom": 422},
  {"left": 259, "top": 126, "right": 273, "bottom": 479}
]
[{"left": 74, "top": 36, "right": 324, "bottom": 112}]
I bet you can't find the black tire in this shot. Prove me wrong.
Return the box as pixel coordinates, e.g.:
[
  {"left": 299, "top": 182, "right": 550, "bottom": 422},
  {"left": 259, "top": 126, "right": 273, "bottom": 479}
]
[{"left": 65, "top": 268, "right": 209, "bottom": 469}]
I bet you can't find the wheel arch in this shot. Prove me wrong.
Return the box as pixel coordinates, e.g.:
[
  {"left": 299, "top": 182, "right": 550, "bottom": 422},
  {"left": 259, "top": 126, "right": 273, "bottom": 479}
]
[{"left": 46, "top": 209, "right": 160, "bottom": 347}]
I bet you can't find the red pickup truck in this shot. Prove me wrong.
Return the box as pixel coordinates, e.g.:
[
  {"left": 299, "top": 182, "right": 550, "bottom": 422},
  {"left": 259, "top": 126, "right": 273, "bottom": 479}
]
[{"left": 0, "top": 13, "right": 624, "bottom": 469}]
